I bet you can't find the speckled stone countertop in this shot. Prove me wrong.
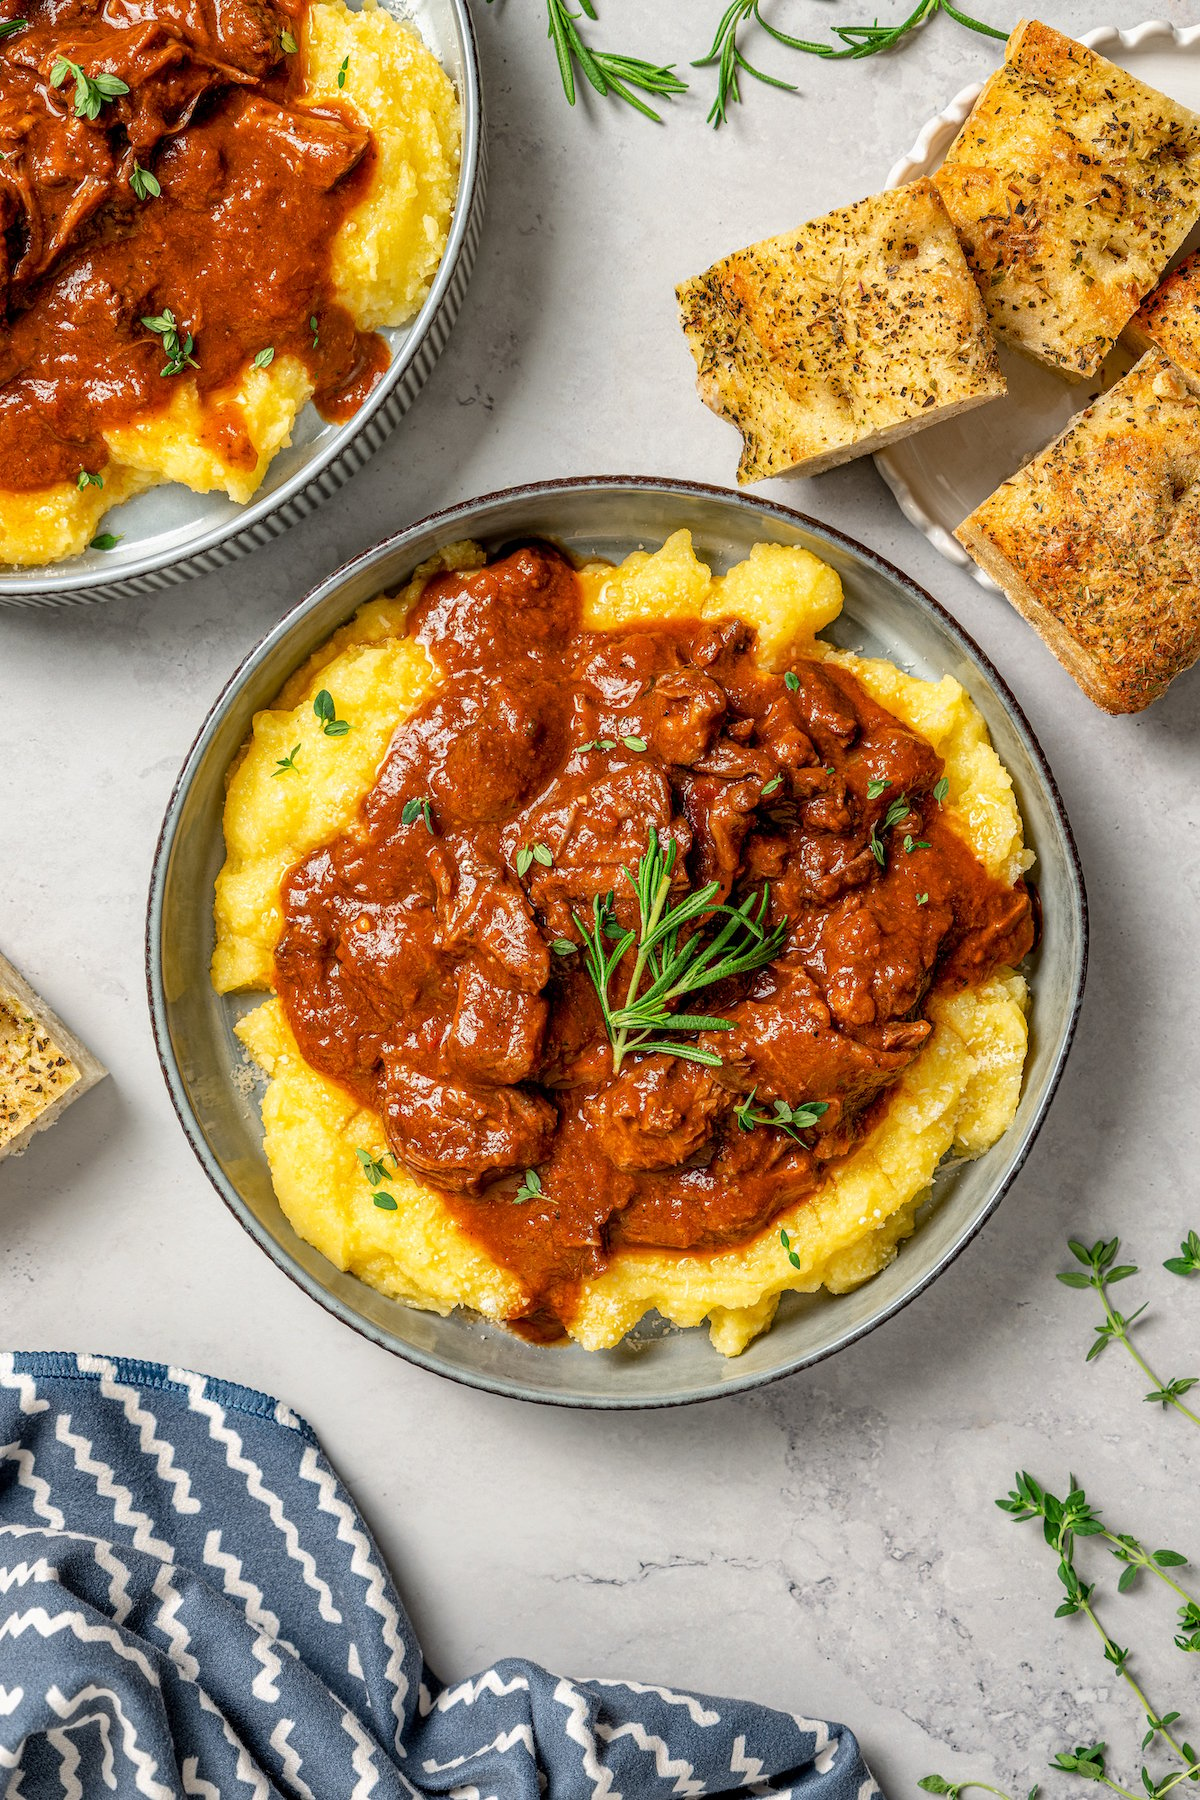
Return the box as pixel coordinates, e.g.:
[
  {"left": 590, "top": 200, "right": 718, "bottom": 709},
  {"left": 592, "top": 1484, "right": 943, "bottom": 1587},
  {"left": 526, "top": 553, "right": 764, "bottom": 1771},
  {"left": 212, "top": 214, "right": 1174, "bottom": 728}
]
[{"left": 3, "top": 4, "right": 1199, "bottom": 1793}]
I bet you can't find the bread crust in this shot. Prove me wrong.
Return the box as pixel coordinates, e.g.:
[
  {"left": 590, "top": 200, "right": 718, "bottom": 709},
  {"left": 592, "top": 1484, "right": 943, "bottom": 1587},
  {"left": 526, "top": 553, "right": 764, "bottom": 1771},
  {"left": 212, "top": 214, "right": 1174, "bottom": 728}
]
[
  {"left": 935, "top": 19, "right": 1200, "bottom": 381},
  {"left": 676, "top": 179, "right": 1005, "bottom": 484},
  {"left": 0, "top": 955, "right": 106, "bottom": 1158},
  {"left": 1125, "top": 250, "right": 1200, "bottom": 378},
  {"left": 955, "top": 349, "right": 1200, "bottom": 713}
]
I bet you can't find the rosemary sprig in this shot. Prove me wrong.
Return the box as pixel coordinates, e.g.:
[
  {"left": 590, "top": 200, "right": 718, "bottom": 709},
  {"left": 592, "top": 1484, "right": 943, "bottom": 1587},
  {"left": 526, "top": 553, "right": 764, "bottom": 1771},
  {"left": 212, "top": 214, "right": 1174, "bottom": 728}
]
[
  {"left": 50, "top": 55, "right": 129, "bottom": 119},
  {"left": 488, "top": 0, "right": 686, "bottom": 123},
  {"left": 0, "top": 20, "right": 28, "bottom": 38},
  {"left": 1058, "top": 1238, "right": 1200, "bottom": 1429},
  {"left": 695, "top": 0, "right": 1006, "bottom": 128},
  {"left": 141, "top": 308, "right": 197, "bottom": 377},
  {"left": 573, "top": 825, "right": 786, "bottom": 1074}
]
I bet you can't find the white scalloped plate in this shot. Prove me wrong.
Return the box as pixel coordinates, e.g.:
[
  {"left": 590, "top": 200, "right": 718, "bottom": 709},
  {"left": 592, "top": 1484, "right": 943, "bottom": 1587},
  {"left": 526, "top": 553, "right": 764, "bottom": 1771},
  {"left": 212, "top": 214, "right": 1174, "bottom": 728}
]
[{"left": 875, "top": 23, "right": 1200, "bottom": 588}]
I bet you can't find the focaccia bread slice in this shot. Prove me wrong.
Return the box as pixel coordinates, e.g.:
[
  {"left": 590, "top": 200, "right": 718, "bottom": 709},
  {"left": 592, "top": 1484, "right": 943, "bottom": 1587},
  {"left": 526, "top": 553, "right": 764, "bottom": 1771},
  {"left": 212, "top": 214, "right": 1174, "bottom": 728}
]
[
  {"left": 935, "top": 20, "right": 1200, "bottom": 381},
  {"left": 676, "top": 178, "right": 1005, "bottom": 485},
  {"left": 955, "top": 349, "right": 1200, "bottom": 713},
  {"left": 1125, "top": 251, "right": 1200, "bottom": 378},
  {"left": 0, "top": 954, "right": 106, "bottom": 1159}
]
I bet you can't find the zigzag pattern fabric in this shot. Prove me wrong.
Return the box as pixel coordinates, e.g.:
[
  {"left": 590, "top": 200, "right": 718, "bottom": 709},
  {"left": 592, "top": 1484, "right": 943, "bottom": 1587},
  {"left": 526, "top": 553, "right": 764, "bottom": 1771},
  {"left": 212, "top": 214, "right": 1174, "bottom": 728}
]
[{"left": 0, "top": 1351, "right": 882, "bottom": 1800}]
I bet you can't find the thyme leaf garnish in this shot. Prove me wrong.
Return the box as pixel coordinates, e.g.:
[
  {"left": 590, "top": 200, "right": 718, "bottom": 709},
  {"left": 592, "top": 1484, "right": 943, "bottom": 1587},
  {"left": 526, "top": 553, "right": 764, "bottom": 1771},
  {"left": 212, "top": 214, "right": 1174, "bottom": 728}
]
[
  {"left": 251, "top": 346, "right": 275, "bottom": 369},
  {"left": 50, "top": 55, "right": 129, "bottom": 119},
  {"left": 130, "top": 160, "right": 159, "bottom": 200},
  {"left": 573, "top": 824, "right": 786, "bottom": 1075},
  {"left": 272, "top": 744, "right": 301, "bottom": 777},
  {"left": 313, "top": 688, "right": 350, "bottom": 737},
  {"left": 76, "top": 468, "right": 103, "bottom": 490},
  {"left": 401, "top": 796, "right": 434, "bottom": 832},
  {"left": 514, "top": 1167, "right": 543, "bottom": 1203},
  {"left": 141, "top": 308, "right": 197, "bottom": 376},
  {"left": 736, "top": 1087, "right": 829, "bottom": 1139}
]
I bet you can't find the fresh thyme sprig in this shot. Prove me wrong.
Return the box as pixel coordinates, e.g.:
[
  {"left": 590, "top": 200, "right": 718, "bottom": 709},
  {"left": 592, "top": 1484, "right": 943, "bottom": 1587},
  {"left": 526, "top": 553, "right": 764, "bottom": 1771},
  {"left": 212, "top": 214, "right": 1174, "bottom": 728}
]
[
  {"left": 869, "top": 791, "right": 912, "bottom": 868},
  {"left": 1058, "top": 1238, "right": 1200, "bottom": 1429},
  {"left": 271, "top": 744, "right": 301, "bottom": 777},
  {"left": 995, "top": 1473, "right": 1198, "bottom": 1778},
  {"left": 488, "top": 0, "right": 686, "bottom": 123},
  {"left": 999, "top": 1472, "right": 1200, "bottom": 1659},
  {"left": 736, "top": 1088, "right": 829, "bottom": 1139},
  {"left": 695, "top": 0, "right": 1006, "bottom": 128},
  {"left": 573, "top": 825, "right": 786, "bottom": 1074},
  {"left": 141, "top": 308, "right": 197, "bottom": 377},
  {"left": 50, "top": 55, "right": 129, "bottom": 119}
]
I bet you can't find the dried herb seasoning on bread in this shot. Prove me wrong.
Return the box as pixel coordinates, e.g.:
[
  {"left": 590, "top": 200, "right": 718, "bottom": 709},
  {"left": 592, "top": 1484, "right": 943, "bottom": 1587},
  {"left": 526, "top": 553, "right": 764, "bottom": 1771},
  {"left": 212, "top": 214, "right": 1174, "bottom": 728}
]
[
  {"left": 0, "top": 955, "right": 106, "bottom": 1159},
  {"left": 956, "top": 350, "right": 1200, "bottom": 713},
  {"left": 676, "top": 179, "right": 1005, "bottom": 485},
  {"left": 935, "top": 20, "right": 1200, "bottom": 382}
]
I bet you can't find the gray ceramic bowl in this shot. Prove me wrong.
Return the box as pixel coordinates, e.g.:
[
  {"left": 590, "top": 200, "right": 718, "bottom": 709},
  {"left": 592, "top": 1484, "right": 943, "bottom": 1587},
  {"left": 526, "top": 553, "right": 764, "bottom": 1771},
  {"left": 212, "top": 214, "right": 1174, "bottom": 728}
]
[
  {"left": 0, "top": 0, "right": 483, "bottom": 612},
  {"left": 147, "top": 478, "right": 1088, "bottom": 1407}
]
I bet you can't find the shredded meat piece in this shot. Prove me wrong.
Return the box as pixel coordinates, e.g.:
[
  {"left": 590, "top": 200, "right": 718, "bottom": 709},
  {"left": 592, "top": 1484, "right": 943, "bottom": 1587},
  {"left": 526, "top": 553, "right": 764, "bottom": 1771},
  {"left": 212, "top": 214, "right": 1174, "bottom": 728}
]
[
  {"left": 379, "top": 1059, "right": 557, "bottom": 1195},
  {"left": 583, "top": 1054, "right": 725, "bottom": 1173}
]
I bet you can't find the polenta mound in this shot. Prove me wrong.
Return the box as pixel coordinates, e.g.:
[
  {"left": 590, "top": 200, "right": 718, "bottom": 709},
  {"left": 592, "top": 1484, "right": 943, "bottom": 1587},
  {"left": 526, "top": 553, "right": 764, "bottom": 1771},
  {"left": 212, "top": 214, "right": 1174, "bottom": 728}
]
[
  {"left": 0, "top": 0, "right": 460, "bottom": 567},
  {"left": 214, "top": 533, "right": 1034, "bottom": 1357}
]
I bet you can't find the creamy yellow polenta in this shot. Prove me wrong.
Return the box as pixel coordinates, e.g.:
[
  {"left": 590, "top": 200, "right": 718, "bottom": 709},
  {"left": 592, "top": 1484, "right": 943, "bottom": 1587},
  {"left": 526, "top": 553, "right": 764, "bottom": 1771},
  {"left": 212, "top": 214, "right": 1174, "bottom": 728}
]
[
  {"left": 214, "top": 532, "right": 1033, "bottom": 1356},
  {"left": 2, "top": 0, "right": 460, "bottom": 569}
]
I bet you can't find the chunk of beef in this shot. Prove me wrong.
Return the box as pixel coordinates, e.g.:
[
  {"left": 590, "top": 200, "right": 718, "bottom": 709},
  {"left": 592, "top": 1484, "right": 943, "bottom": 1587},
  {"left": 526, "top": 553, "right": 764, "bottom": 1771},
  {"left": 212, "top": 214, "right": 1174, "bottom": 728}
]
[
  {"left": 584, "top": 1053, "right": 726, "bottom": 1173},
  {"left": 512, "top": 759, "right": 687, "bottom": 935},
  {"left": 379, "top": 1057, "right": 556, "bottom": 1195},
  {"left": 707, "top": 961, "right": 928, "bottom": 1117},
  {"left": 430, "top": 842, "right": 550, "bottom": 993},
  {"left": 225, "top": 92, "right": 369, "bottom": 189},
  {"left": 647, "top": 668, "right": 726, "bottom": 766},
  {"left": 447, "top": 962, "right": 548, "bottom": 1085}
]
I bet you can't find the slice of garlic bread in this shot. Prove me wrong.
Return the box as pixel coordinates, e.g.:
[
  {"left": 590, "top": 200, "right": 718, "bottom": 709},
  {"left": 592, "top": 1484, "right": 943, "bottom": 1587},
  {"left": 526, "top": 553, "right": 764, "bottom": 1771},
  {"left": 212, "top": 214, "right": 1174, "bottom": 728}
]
[
  {"left": 0, "top": 955, "right": 106, "bottom": 1159},
  {"left": 956, "top": 350, "right": 1200, "bottom": 713},
  {"left": 676, "top": 179, "right": 1005, "bottom": 485},
  {"left": 935, "top": 20, "right": 1200, "bottom": 381},
  {"left": 1126, "top": 251, "right": 1200, "bottom": 379}
]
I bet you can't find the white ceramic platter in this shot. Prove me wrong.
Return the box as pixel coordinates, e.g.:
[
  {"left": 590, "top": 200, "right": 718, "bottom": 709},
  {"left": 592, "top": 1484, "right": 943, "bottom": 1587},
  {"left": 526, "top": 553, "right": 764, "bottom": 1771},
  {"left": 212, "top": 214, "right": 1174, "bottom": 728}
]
[
  {"left": 0, "top": 0, "right": 483, "bottom": 610},
  {"left": 875, "top": 23, "right": 1200, "bottom": 588}
]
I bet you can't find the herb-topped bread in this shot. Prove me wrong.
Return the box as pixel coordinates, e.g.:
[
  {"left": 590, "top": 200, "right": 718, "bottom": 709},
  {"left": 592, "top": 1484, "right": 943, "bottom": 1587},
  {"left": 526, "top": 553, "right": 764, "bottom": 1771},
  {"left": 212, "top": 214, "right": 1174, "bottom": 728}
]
[
  {"left": 955, "top": 349, "right": 1200, "bottom": 713},
  {"left": 934, "top": 20, "right": 1200, "bottom": 382},
  {"left": 676, "top": 179, "right": 1005, "bottom": 484},
  {"left": 0, "top": 955, "right": 106, "bottom": 1159},
  {"left": 1126, "top": 251, "right": 1200, "bottom": 377}
]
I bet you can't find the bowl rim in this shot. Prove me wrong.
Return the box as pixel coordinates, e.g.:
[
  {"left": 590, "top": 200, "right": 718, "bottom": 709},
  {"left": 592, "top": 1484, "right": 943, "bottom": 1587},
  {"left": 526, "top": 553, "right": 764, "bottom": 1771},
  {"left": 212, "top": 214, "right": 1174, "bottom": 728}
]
[
  {"left": 0, "top": 0, "right": 483, "bottom": 603},
  {"left": 146, "top": 474, "right": 1089, "bottom": 1408}
]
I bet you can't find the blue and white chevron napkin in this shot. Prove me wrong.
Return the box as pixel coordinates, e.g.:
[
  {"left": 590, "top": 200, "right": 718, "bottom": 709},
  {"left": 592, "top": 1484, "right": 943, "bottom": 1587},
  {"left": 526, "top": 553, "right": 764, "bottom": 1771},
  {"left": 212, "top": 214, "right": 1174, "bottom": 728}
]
[{"left": 0, "top": 1351, "right": 882, "bottom": 1800}]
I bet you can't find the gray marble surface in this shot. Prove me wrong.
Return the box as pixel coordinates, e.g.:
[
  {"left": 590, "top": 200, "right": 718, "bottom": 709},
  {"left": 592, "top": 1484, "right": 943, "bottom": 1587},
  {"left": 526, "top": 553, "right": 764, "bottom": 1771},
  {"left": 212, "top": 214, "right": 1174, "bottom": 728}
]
[{"left": 3, "top": 2, "right": 1199, "bottom": 1793}]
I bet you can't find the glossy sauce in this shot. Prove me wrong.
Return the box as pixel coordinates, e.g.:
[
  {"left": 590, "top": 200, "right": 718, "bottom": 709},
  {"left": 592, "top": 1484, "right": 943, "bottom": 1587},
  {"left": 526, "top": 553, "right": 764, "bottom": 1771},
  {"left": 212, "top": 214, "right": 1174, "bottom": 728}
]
[
  {"left": 274, "top": 547, "right": 1036, "bottom": 1338},
  {"left": 0, "top": 0, "right": 384, "bottom": 490}
]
